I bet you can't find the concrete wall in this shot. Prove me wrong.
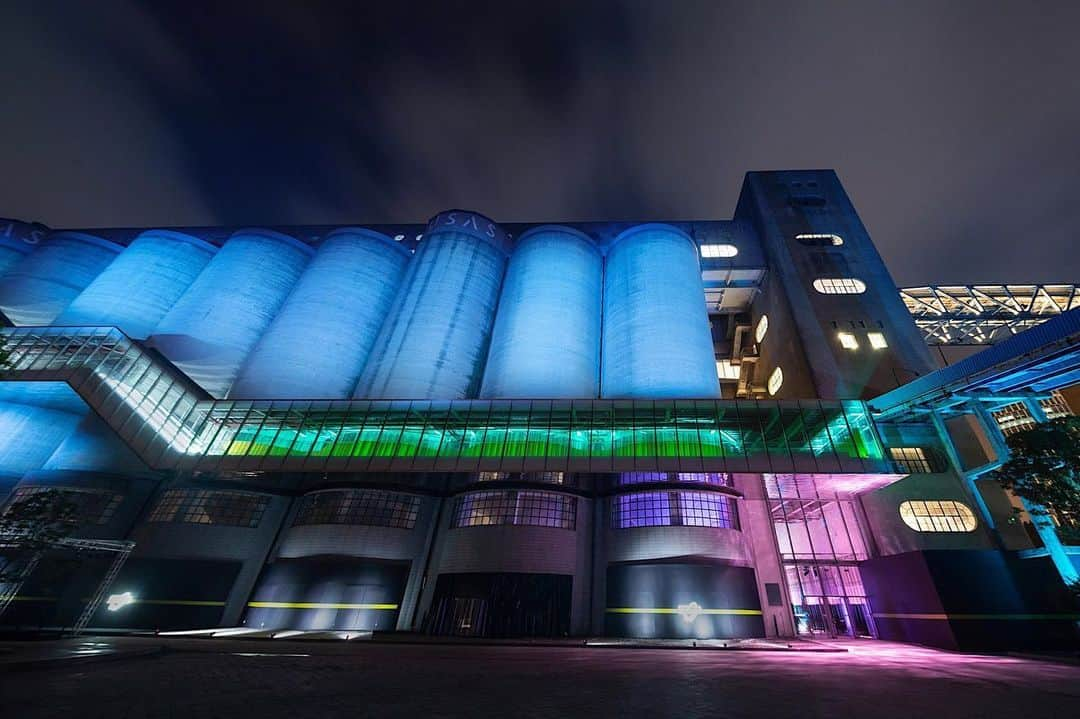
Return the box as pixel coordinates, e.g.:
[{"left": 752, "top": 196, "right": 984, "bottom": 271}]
[
  {"left": 859, "top": 473, "right": 995, "bottom": 555},
  {"left": 418, "top": 491, "right": 593, "bottom": 635},
  {"left": 270, "top": 492, "right": 440, "bottom": 631},
  {"left": 735, "top": 170, "right": 936, "bottom": 399},
  {"left": 127, "top": 485, "right": 293, "bottom": 626}
]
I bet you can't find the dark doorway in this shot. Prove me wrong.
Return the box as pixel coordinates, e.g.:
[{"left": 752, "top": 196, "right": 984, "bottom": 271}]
[{"left": 425, "top": 572, "right": 572, "bottom": 638}]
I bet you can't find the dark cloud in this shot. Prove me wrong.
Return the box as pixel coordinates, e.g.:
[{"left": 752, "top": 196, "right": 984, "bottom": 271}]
[{"left": 1, "top": 0, "right": 1077, "bottom": 285}]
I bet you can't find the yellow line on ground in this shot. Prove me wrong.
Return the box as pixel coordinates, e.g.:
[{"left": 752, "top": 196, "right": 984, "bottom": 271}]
[
  {"left": 6, "top": 596, "right": 56, "bottom": 602},
  {"left": 606, "top": 607, "right": 762, "bottom": 616},
  {"left": 247, "top": 601, "right": 399, "bottom": 610}
]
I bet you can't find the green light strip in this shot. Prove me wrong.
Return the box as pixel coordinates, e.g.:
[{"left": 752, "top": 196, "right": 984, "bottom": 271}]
[{"left": 1, "top": 327, "right": 906, "bottom": 471}]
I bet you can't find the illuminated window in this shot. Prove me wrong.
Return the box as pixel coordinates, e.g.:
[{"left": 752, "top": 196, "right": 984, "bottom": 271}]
[
  {"left": 716, "top": 359, "right": 740, "bottom": 381},
  {"left": 889, "top": 448, "right": 933, "bottom": 474},
  {"left": 610, "top": 491, "right": 738, "bottom": 529},
  {"left": 478, "top": 471, "right": 511, "bottom": 482},
  {"left": 767, "top": 366, "right": 784, "bottom": 396},
  {"left": 899, "top": 500, "right": 977, "bottom": 532},
  {"left": 618, "top": 472, "right": 666, "bottom": 485},
  {"left": 452, "top": 490, "right": 576, "bottom": 530},
  {"left": 796, "top": 233, "right": 844, "bottom": 247},
  {"left": 813, "top": 278, "right": 867, "bottom": 295},
  {"left": 700, "top": 244, "right": 738, "bottom": 258},
  {"left": 838, "top": 332, "right": 859, "bottom": 350},
  {"left": 755, "top": 314, "right": 769, "bottom": 343},
  {"left": 293, "top": 489, "right": 419, "bottom": 529},
  {"left": 867, "top": 332, "right": 888, "bottom": 349},
  {"left": 616, "top": 473, "right": 731, "bottom": 486}
]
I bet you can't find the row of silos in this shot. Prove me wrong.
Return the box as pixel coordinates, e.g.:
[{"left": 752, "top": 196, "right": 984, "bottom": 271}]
[{"left": 0, "top": 215, "right": 720, "bottom": 400}]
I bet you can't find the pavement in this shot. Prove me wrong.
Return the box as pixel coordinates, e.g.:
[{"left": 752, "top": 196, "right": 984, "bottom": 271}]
[{"left": 2, "top": 636, "right": 1079, "bottom": 718}]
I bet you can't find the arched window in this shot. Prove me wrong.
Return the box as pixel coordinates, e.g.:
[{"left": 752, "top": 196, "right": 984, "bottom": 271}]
[
  {"left": 899, "top": 500, "right": 977, "bottom": 532},
  {"left": 755, "top": 314, "right": 769, "bottom": 343},
  {"left": 767, "top": 366, "right": 783, "bottom": 396},
  {"left": 813, "top": 278, "right": 867, "bottom": 295},
  {"left": 700, "top": 244, "right": 738, "bottom": 258}
]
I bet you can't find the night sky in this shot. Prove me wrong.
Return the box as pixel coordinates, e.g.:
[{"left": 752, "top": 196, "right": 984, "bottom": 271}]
[{"left": 2, "top": 0, "right": 1078, "bottom": 286}]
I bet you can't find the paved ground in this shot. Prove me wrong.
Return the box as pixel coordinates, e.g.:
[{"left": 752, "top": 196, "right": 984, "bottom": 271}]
[{"left": 2, "top": 637, "right": 1079, "bottom": 718}]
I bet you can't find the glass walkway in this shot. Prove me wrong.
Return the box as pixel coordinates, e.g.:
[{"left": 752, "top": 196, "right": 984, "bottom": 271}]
[{"left": 1, "top": 326, "right": 917, "bottom": 475}]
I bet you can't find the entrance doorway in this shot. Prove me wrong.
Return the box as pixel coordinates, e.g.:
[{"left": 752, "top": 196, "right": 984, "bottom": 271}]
[
  {"left": 424, "top": 572, "right": 571, "bottom": 638},
  {"left": 786, "top": 564, "right": 875, "bottom": 638}
]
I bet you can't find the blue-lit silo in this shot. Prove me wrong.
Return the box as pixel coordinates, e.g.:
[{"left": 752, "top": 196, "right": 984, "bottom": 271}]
[
  {"left": 0, "top": 383, "right": 87, "bottom": 492},
  {"left": 0, "top": 239, "right": 33, "bottom": 276},
  {"left": 480, "top": 226, "right": 602, "bottom": 398},
  {"left": 42, "top": 414, "right": 148, "bottom": 473},
  {"left": 601, "top": 224, "right": 719, "bottom": 398},
  {"left": 148, "top": 229, "right": 312, "bottom": 398},
  {"left": 230, "top": 228, "right": 411, "bottom": 399},
  {"left": 355, "top": 210, "right": 509, "bottom": 399},
  {"left": 55, "top": 230, "right": 216, "bottom": 339},
  {"left": 0, "top": 232, "right": 122, "bottom": 326}
]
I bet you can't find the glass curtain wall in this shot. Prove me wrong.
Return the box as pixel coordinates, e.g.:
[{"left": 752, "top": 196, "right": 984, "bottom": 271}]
[{"left": 765, "top": 474, "right": 875, "bottom": 638}]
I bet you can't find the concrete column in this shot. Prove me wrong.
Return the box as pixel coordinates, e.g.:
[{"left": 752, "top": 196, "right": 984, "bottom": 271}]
[
  {"left": 399, "top": 497, "right": 444, "bottom": 631},
  {"left": 734, "top": 474, "right": 796, "bottom": 638},
  {"left": 930, "top": 410, "right": 997, "bottom": 530}
]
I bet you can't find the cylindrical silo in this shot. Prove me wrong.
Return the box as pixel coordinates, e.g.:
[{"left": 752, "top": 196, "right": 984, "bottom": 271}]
[
  {"left": 148, "top": 229, "right": 312, "bottom": 398},
  {"left": 0, "top": 241, "right": 31, "bottom": 277},
  {"left": 355, "top": 210, "right": 509, "bottom": 399},
  {"left": 601, "top": 223, "right": 719, "bottom": 399},
  {"left": 55, "top": 230, "right": 216, "bottom": 338},
  {"left": 0, "top": 383, "right": 88, "bottom": 490},
  {"left": 480, "top": 226, "right": 602, "bottom": 398},
  {"left": 0, "top": 232, "right": 122, "bottom": 326},
  {"left": 230, "top": 228, "right": 411, "bottom": 399},
  {"left": 0, "top": 218, "right": 45, "bottom": 275},
  {"left": 42, "top": 414, "right": 148, "bottom": 474}
]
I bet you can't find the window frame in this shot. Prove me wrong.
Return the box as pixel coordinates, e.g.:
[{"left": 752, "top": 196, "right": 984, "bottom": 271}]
[
  {"left": 700, "top": 244, "right": 739, "bottom": 259},
  {"left": 755, "top": 314, "right": 769, "bottom": 344},
  {"left": 812, "top": 278, "right": 867, "bottom": 295},
  {"left": 899, "top": 499, "right": 977, "bottom": 533},
  {"left": 767, "top": 366, "right": 784, "bottom": 396}
]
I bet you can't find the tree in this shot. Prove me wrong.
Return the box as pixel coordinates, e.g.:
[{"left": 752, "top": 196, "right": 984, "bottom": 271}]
[
  {"left": 991, "top": 415, "right": 1080, "bottom": 545},
  {"left": 0, "top": 489, "right": 81, "bottom": 584}
]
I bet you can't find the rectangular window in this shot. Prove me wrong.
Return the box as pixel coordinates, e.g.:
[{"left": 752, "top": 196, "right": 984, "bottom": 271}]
[
  {"left": 889, "top": 447, "right": 933, "bottom": 474},
  {"left": 147, "top": 489, "right": 268, "bottom": 528},
  {"left": 293, "top": 489, "right": 420, "bottom": 529},
  {"left": 610, "top": 491, "right": 737, "bottom": 529},
  {"left": 2, "top": 486, "right": 122, "bottom": 526},
  {"left": 451, "top": 490, "right": 576, "bottom": 530},
  {"left": 716, "top": 359, "right": 740, "bottom": 381},
  {"left": 838, "top": 332, "right": 859, "bottom": 350}
]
